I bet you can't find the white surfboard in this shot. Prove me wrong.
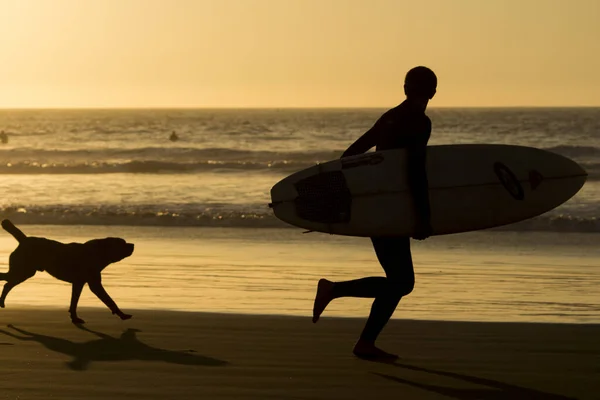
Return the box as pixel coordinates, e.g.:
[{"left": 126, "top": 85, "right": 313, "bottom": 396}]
[{"left": 269, "top": 144, "right": 587, "bottom": 237}]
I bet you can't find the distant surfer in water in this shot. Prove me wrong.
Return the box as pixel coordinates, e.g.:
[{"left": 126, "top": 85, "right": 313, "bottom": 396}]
[
  {"left": 169, "top": 131, "right": 179, "bottom": 142},
  {"left": 312, "top": 66, "right": 437, "bottom": 361}
]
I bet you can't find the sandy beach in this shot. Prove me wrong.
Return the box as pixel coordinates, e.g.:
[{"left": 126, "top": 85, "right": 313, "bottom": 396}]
[
  {"left": 1, "top": 226, "right": 598, "bottom": 324},
  {"left": 0, "top": 225, "right": 597, "bottom": 399},
  {"left": 0, "top": 307, "right": 597, "bottom": 399}
]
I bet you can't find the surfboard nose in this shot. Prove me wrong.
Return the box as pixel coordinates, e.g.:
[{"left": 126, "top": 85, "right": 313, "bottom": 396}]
[
  {"left": 572, "top": 160, "right": 588, "bottom": 193},
  {"left": 559, "top": 152, "right": 587, "bottom": 188},
  {"left": 547, "top": 148, "right": 588, "bottom": 178},
  {"left": 574, "top": 159, "right": 588, "bottom": 179},
  {"left": 541, "top": 151, "right": 588, "bottom": 201}
]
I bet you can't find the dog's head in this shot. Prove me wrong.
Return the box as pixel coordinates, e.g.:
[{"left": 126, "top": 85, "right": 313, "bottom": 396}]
[{"left": 85, "top": 237, "right": 135, "bottom": 266}]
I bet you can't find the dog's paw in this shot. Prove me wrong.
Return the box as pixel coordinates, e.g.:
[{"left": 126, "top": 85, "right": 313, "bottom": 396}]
[{"left": 71, "top": 317, "right": 85, "bottom": 324}]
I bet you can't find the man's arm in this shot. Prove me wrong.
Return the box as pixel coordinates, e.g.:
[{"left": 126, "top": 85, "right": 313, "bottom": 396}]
[
  {"left": 407, "top": 143, "right": 430, "bottom": 220},
  {"left": 406, "top": 132, "right": 431, "bottom": 238},
  {"left": 341, "top": 120, "right": 382, "bottom": 158}
]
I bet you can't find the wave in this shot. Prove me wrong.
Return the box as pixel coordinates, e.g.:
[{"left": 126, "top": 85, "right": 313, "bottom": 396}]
[
  {"left": 492, "top": 215, "right": 600, "bottom": 233},
  {"left": 0, "top": 206, "right": 284, "bottom": 229},
  {"left": 7, "top": 145, "right": 599, "bottom": 162},
  {"left": 0, "top": 146, "right": 600, "bottom": 181},
  {"left": 0, "top": 160, "right": 313, "bottom": 174},
  {"left": 0, "top": 146, "right": 599, "bottom": 177},
  {"left": 545, "top": 145, "right": 600, "bottom": 159},
  {"left": 1, "top": 206, "right": 598, "bottom": 233},
  {"left": 0, "top": 147, "right": 341, "bottom": 162},
  {"left": 0, "top": 160, "right": 598, "bottom": 178},
  {"left": 0, "top": 147, "right": 340, "bottom": 173}
]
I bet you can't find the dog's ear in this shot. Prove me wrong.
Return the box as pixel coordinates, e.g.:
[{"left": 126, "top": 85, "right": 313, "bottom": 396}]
[{"left": 83, "top": 239, "right": 109, "bottom": 263}]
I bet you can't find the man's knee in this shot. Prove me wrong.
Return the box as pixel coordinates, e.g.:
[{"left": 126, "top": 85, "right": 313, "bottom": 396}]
[{"left": 388, "top": 278, "right": 414, "bottom": 297}]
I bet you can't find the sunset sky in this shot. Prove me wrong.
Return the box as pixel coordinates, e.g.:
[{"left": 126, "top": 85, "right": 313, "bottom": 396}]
[{"left": 0, "top": 0, "right": 598, "bottom": 108}]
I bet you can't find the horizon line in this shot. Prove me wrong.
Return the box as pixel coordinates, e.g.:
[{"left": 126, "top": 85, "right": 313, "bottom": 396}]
[{"left": 0, "top": 105, "right": 599, "bottom": 111}]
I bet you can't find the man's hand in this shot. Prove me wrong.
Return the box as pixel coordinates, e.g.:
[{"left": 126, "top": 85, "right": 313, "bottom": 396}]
[{"left": 412, "top": 219, "right": 433, "bottom": 240}]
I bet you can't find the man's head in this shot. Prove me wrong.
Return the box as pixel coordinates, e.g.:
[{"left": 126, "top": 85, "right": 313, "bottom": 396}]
[{"left": 404, "top": 66, "right": 437, "bottom": 101}]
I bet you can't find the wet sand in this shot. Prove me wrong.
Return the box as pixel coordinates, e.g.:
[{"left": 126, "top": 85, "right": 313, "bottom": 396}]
[
  {"left": 0, "top": 307, "right": 597, "bottom": 399},
  {"left": 1, "top": 226, "right": 599, "bottom": 324}
]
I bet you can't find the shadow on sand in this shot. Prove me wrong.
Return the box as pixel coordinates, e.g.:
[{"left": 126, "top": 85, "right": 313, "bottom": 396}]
[
  {"left": 373, "top": 362, "right": 575, "bottom": 400},
  {"left": 0, "top": 324, "right": 228, "bottom": 371}
]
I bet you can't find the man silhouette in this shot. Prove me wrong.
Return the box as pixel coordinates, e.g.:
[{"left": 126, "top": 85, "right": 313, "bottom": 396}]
[{"left": 312, "top": 66, "right": 437, "bottom": 361}]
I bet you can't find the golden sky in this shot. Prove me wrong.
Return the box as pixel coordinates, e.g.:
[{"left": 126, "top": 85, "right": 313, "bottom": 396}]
[{"left": 0, "top": 0, "right": 598, "bottom": 108}]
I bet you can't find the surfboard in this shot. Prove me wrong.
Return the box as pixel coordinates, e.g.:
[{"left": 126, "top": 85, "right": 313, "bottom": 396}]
[{"left": 269, "top": 144, "right": 587, "bottom": 237}]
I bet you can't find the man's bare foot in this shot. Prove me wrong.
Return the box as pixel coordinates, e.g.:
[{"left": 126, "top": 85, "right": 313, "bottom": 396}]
[
  {"left": 312, "top": 279, "right": 335, "bottom": 323},
  {"left": 70, "top": 312, "right": 85, "bottom": 324},
  {"left": 353, "top": 339, "right": 398, "bottom": 362},
  {"left": 114, "top": 311, "right": 133, "bottom": 321}
]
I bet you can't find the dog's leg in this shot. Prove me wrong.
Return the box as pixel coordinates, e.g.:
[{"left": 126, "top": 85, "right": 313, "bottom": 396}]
[
  {"left": 88, "top": 274, "right": 132, "bottom": 321},
  {"left": 0, "top": 329, "right": 29, "bottom": 341},
  {"left": 7, "top": 324, "right": 34, "bottom": 336},
  {"left": 69, "top": 282, "right": 86, "bottom": 324},
  {"left": 0, "top": 269, "right": 36, "bottom": 308}
]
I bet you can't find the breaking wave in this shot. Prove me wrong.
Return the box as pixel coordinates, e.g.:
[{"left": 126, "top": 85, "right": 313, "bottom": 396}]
[
  {"left": 0, "top": 146, "right": 598, "bottom": 178},
  {"left": 1, "top": 206, "right": 598, "bottom": 233}
]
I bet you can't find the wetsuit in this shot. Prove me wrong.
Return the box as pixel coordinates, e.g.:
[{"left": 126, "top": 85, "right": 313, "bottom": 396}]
[{"left": 335, "top": 101, "right": 431, "bottom": 342}]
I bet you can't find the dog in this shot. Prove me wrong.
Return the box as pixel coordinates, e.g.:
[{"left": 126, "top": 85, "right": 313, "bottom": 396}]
[{"left": 0, "top": 220, "right": 134, "bottom": 324}]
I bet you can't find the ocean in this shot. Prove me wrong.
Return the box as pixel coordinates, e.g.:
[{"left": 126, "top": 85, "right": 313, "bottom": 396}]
[
  {"left": 0, "top": 108, "right": 598, "bottom": 323},
  {"left": 0, "top": 108, "right": 599, "bottom": 231}
]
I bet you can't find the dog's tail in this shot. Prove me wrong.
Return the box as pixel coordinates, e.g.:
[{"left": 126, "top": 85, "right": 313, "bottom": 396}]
[{"left": 2, "top": 220, "right": 27, "bottom": 243}]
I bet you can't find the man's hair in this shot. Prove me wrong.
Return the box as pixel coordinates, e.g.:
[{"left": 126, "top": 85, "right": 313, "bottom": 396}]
[{"left": 404, "top": 66, "right": 437, "bottom": 99}]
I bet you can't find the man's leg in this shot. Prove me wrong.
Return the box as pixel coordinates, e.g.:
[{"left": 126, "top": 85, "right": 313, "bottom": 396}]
[
  {"left": 312, "top": 236, "right": 391, "bottom": 323},
  {"left": 312, "top": 236, "right": 414, "bottom": 335},
  {"left": 353, "top": 236, "right": 414, "bottom": 360}
]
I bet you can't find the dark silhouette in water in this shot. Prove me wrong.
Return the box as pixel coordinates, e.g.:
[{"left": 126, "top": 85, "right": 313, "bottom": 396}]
[
  {"left": 312, "top": 66, "right": 437, "bottom": 361},
  {"left": 169, "top": 131, "right": 179, "bottom": 142},
  {"left": 0, "top": 131, "right": 8, "bottom": 144},
  {"left": 0, "top": 324, "right": 228, "bottom": 371},
  {"left": 372, "top": 362, "right": 575, "bottom": 399}
]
